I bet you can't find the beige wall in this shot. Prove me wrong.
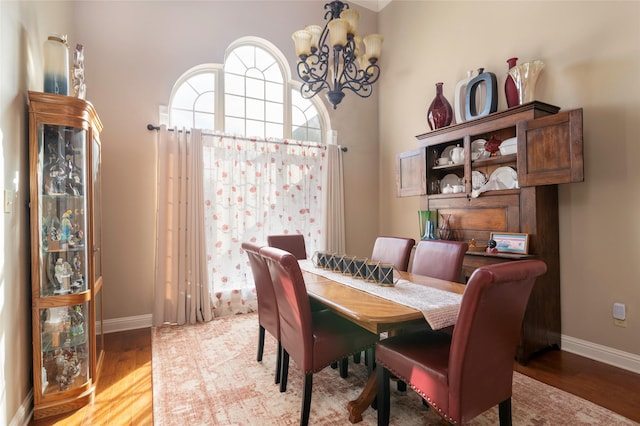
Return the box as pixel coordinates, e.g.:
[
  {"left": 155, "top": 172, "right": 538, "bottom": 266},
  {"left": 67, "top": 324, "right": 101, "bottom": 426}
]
[
  {"left": 378, "top": 1, "right": 640, "bottom": 356},
  {"left": 72, "top": 1, "right": 380, "bottom": 321}
]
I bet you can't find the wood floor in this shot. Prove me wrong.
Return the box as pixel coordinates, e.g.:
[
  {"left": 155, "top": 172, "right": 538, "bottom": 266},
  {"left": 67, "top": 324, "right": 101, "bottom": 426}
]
[{"left": 30, "top": 327, "right": 640, "bottom": 425}]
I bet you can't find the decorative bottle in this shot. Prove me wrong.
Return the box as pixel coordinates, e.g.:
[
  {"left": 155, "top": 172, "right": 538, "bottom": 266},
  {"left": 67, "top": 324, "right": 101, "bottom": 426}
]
[
  {"left": 43, "top": 34, "right": 70, "bottom": 95},
  {"left": 427, "top": 82, "right": 453, "bottom": 130},
  {"left": 505, "top": 57, "right": 519, "bottom": 108},
  {"left": 453, "top": 70, "right": 475, "bottom": 124}
]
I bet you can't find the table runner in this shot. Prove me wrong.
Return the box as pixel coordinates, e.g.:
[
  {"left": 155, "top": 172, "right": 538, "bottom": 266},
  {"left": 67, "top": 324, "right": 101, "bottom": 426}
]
[{"left": 299, "top": 259, "right": 462, "bottom": 330}]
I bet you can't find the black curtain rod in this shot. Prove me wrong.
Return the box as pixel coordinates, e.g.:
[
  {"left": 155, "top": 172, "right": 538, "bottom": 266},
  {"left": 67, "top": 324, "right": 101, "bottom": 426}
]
[{"left": 147, "top": 124, "right": 347, "bottom": 152}]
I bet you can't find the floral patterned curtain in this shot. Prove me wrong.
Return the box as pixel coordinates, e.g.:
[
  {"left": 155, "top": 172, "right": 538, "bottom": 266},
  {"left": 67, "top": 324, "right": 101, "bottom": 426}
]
[{"left": 201, "top": 134, "right": 325, "bottom": 317}]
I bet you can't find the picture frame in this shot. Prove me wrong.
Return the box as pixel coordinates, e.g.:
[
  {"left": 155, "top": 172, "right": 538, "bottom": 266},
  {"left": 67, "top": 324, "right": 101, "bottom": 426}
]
[{"left": 489, "top": 232, "right": 530, "bottom": 254}]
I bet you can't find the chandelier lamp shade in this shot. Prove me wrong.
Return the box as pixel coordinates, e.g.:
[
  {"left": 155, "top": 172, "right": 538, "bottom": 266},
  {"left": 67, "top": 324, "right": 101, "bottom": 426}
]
[{"left": 292, "top": 1, "right": 384, "bottom": 109}]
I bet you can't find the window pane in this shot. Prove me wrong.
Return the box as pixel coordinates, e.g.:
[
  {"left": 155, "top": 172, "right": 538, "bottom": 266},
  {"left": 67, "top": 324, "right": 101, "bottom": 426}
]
[
  {"left": 225, "top": 116, "right": 245, "bottom": 135},
  {"left": 246, "top": 68, "right": 263, "bottom": 80},
  {"left": 172, "top": 84, "right": 198, "bottom": 110},
  {"left": 265, "top": 82, "right": 283, "bottom": 102},
  {"left": 225, "top": 53, "right": 247, "bottom": 74},
  {"left": 308, "top": 114, "right": 321, "bottom": 128},
  {"left": 189, "top": 72, "right": 215, "bottom": 93},
  {"left": 195, "top": 92, "right": 215, "bottom": 114},
  {"left": 265, "top": 101, "right": 283, "bottom": 123},
  {"left": 308, "top": 128, "right": 322, "bottom": 143},
  {"left": 171, "top": 109, "right": 193, "bottom": 128},
  {"left": 246, "top": 99, "right": 265, "bottom": 121},
  {"left": 194, "top": 112, "right": 215, "bottom": 130},
  {"left": 265, "top": 122, "right": 283, "bottom": 139},
  {"left": 263, "top": 62, "right": 283, "bottom": 83},
  {"left": 292, "top": 107, "right": 306, "bottom": 126},
  {"left": 234, "top": 45, "right": 255, "bottom": 68},
  {"left": 246, "top": 77, "right": 264, "bottom": 100},
  {"left": 290, "top": 88, "right": 322, "bottom": 142},
  {"left": 225, "top": 94, "right": 245, "bottom": 117},
  {"left": 292, "top": 126, "right": 307, "bottom": 141},
  {"left": 255, "top": 47, "right": 275, "bottom": 71},
  {"left": 246, "top": 119, "right": 264, "bottom": 138},
  {"left": 225, "top": 73, "right": 245, "bottom": 96}
]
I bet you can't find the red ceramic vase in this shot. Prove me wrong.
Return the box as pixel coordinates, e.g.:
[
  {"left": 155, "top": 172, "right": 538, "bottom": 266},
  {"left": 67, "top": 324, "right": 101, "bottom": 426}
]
[
  {"left": 427, "top": 82, "right": 453, "bottom": 130},
  {"left": 505, "top": 57, "right": 519, "bottom": 108}
]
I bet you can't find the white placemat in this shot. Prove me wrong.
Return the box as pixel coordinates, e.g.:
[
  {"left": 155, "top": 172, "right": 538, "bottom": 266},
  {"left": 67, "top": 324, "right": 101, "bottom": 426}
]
[{"left": 299, "top": 259, "right": 462, "bottom": 330}]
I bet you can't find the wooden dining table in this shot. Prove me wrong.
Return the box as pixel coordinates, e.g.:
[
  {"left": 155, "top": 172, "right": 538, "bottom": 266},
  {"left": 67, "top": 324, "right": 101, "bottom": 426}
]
[{"left": 300, "top": 261, "right": 466, "bottom": 423}]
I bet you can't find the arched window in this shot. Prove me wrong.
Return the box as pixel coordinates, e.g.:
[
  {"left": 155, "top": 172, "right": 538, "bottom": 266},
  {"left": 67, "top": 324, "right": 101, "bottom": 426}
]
[{"left": 167, "top": 37, "right": 329, "bottom": 143}]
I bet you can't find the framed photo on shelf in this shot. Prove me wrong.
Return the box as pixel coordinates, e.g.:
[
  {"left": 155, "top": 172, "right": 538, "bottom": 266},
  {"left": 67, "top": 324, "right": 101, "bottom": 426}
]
[{"left": 489, "top": 232, "right": 530, "bottom": 254}]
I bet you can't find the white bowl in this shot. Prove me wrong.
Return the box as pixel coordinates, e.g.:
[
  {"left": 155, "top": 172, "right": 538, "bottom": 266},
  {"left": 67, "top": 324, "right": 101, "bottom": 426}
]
[{"left": 499, "top": 137, "right": 517, "bottom": 155}]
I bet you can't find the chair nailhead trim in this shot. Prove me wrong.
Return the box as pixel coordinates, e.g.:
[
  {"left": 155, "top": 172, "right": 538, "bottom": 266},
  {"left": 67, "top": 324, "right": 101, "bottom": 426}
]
[{"left": 379, "top": 362, "right": 457, "bottom": 423}]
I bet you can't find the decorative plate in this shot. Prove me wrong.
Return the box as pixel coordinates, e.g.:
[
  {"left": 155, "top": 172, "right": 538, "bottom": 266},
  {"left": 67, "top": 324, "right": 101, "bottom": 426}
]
[
  {"left": 440, "top": 173, "right": 461, "bottom": 190},
  {"left": 442, "top": 145, "right": 455, "bottom": 161},
  {"left": 489, "top": 166, "right": 518, "bottom": 189},
  {"left": 472, "top": 171, "right": 488, "bottom": 190}
]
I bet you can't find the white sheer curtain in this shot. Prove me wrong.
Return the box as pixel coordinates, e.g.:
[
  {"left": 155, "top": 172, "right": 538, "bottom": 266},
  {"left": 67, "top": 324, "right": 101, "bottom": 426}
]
[
  {"left": 201, "top": 133, "right": 329, "bottom": 317},
  {"left": 153, "top": 126, "right": 212, "bottom": 326}
]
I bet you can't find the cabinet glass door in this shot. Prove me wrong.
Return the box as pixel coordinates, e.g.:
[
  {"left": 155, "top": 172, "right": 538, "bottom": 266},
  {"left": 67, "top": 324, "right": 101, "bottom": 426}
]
[
  {"left": 92, "top": 134, "right": 104, "bottom": 371},
  {"left": 92, "top": 136, "right": 102, "bottom": 283},
  {"left": 37, "top": 124, "right": 89, "bottom": 297},
  {"left": 39, "top": 303, "right": 91, "bottom": 395}
]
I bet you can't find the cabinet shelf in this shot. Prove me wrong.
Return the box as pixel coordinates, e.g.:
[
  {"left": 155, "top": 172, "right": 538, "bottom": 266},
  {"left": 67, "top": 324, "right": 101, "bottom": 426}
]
[
  {"left": 433, "top": 163, "right": 463, "bottom": 171},
  {"left": 43, "top": 246, "right": 85, "bottom": 254},
  {"left": 472, "top": 153, "right": 516, "bottom": 167}
]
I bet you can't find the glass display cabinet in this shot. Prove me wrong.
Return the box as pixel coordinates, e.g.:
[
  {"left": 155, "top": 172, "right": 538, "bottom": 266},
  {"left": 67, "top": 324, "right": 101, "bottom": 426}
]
[{"left": 28, "top": 91, "right": 104, "bottom": 419}]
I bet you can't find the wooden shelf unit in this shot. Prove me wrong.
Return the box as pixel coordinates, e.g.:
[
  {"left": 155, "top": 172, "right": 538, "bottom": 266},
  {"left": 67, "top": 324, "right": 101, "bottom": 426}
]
[{"left": 397, "top": 101, "right": 584, "bottom": 363}]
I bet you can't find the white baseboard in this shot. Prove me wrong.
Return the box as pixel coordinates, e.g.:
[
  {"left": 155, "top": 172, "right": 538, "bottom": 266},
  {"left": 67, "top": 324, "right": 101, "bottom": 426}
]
[
  {"left": 101, "top": 314, "right": 153, "bottom": 334},
  {"left": 10, "top": 389, "right": 32, "bottom": 426},
  {"left": 561, "top": 334, "right": 640, "bottom": 374}
]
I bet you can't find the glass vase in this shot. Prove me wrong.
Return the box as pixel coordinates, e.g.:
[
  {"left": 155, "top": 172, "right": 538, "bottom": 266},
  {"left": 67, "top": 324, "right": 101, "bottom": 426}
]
[
  {"left": 418, "top": 210, "right": 437, "bottom": 240},
  {"left": 43, "top": 34, "right": 70, "bottom": 95},
  {"left": 439, "top": 213, "right": 453, "bottom": 241},
  {"left": 508, "top": 60, "right": 545, "bottom": 105},
  {"left": 427, "top": 82, "right": 453, "bottom": 130}
]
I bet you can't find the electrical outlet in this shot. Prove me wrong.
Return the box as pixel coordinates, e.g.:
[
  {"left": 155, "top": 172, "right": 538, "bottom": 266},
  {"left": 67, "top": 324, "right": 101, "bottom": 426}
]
[
  {"left": 613, "top": 302, "right": 626, "bottom": 320},
  {"left": 614, "top": 319, "right": 627, "bottom": 327},
  {"left": 4, "top": 189, "right": 13, "bottom": 213}
]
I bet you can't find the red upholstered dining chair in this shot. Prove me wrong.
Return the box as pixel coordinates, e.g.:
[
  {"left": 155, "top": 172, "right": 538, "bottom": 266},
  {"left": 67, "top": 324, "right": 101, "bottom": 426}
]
[
  {"left": 267, "top": 234, "right": 307, "bottom": 260},
  {"left": 370, "top": 236, "right": 416, "bottom": 272},
  {"left": 260, "top": 246, "right": 379, "bottom": 426},
  {"left": 376, "top": 260, "right": 547, "bottom": 426},
  {"left": 410, "top": 239, "right": 469, "bottom": 283},
  {"left": 393, "top": 239, "right": 469, "bottom": 392},
  {"left": 268, "top": 233, "right": 331, "bottom": 316},
  {"left": 241, "top": 242, "right": 282, "bottom": 384}
]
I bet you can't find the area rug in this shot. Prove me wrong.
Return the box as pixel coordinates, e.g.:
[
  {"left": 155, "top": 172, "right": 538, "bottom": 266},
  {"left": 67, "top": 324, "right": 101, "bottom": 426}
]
[{"left": 152, "top": 313, "right": 636, "bottom": 425}]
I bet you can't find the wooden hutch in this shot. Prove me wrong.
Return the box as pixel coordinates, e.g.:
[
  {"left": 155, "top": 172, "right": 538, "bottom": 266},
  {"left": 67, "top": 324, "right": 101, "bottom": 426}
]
[{"left": 396, "top": 101, "right": 584, "bottom": 363}]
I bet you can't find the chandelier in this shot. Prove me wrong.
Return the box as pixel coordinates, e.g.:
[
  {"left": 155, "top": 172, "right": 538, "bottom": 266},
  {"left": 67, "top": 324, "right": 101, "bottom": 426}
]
[{"left": 292, "top": 1, "right": 384, "bottom": 109}]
